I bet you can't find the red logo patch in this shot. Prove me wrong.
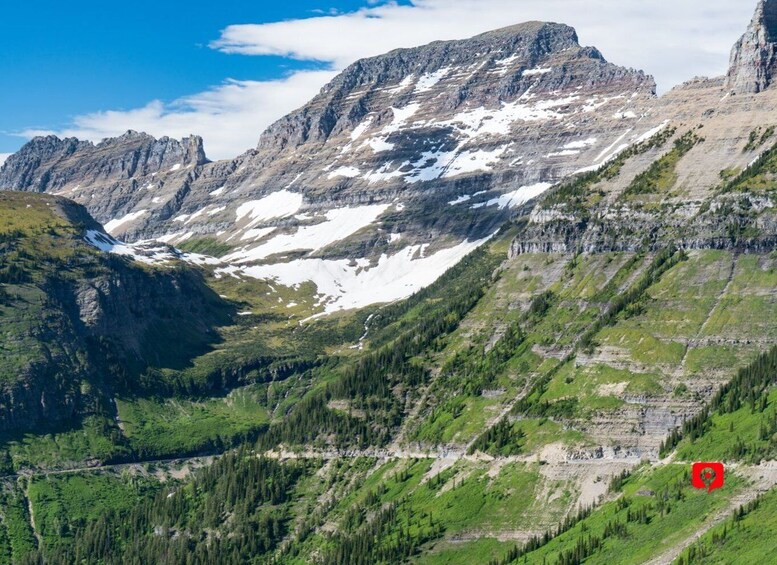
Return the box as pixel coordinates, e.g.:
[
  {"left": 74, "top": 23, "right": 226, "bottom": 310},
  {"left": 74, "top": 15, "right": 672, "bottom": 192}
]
[{"left": 691, "top": 462, "right": 725, "bottom": 493}]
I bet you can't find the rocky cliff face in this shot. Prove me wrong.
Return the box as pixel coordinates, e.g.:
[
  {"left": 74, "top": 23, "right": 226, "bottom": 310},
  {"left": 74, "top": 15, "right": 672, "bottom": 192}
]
[
  {"left": 727, "top": 0, "right": 777, "bottom": 93},
  {"left": 0, "top": 192, "right": 230, "bottom": 433},
  {"left": 510, "top": 67, "right": 777, "bottom": 260},
  {"left": 0, "top": 22, "right": 662, "bottom": 314},
  {"left": 0, "top": 132, "right": 208, "bottom": 242},
  {"left": 0, "top": 131, "right": 207, "bottom": 193}
]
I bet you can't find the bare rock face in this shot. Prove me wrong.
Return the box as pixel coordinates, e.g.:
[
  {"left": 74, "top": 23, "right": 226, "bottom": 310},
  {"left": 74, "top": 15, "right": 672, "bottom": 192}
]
[
  {"left": 0, "top": 192, "right": 231, "bottom": 433},
  {"left": 0, "top": 22, "right": 657, "bottom": 247},
  {"left": 0, "top": 131, "right": 210, "bottom": 242},
  {"left": 726, "top": 0, "right": 777, "bottom": 94},
  {"left": 0, "top": 131, "right": 207, "bottom": 194},
  {"left": 0, "top": 22, "right": 663, "bottom": 314}
]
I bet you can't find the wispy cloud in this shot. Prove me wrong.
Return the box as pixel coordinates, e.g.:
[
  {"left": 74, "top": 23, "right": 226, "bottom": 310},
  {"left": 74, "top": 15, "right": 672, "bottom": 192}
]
[
  {"left": 17, "top": 0, "right": 755, "bottom": 161},
  {"left": 19, "top": 71, "right": 336, "bottom": 161},
  {"left": 211, "top": 0, "right": 754, "bottom": 90}
]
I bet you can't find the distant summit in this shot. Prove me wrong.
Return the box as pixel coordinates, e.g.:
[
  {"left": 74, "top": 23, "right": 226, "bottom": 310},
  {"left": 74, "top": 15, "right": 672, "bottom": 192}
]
[
  {"left": 0, "top": 132, "right": 207, "bottom": 194},
  {"left": 727, "top": 0, "right": 777, "bottom": 93}
]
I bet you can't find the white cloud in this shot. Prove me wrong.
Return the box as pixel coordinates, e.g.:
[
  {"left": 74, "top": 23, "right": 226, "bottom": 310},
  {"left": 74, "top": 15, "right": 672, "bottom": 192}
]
[
  {"left": 0, "top": 153, "right": 11, "bottom": 167},
  {"left": 20, "top": 71, "right": 336, "bottom": 161},
  {"left": 17, "top": 1, "right": 756, "bottom": 161},
  {"left": 212, "top": 0, "right": 755, "bottom": 91}
]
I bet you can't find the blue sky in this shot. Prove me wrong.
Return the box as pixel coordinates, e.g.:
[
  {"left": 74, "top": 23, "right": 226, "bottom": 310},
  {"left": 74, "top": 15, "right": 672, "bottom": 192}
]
[
  {"left": 0, "top": 0, "right": 383, "bottom": 155},
  {"left": 0, "top": 0, "right": 756, "bottom": 161}
]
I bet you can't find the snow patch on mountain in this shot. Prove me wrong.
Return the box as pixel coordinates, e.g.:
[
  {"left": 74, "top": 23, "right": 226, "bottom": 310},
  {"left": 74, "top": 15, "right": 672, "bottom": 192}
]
[
  {"left": 381, "top": 103, "right": 422, "bottom": 135},
  {"left": 448, "top": 194, "right": 472, "bottom": 206},
  {"left": 439, "top": 96, "right": 575, "bottom": 140},
  {"left": 224, "top": 204, "right": 390, "bottom": 263},
  {"left": 575, "top": 121, "right": 670, "bottom": 174},
  {"left": 228, "top": 236, "right": 491, "bottom": 316},
  {"left": 414, "top": 67, "right": 451, "bottom": 93},
  {"left": 403, "top": 145, "right": 511, "bottom": 183},
  {"left": 547, "top": 149, "right": 580, "bottom": 157},
  {"left": 350, "top": 118, "right": 374, "bottom": 141},
  {"left": 472, "top": 183, "right": 553, "bottom": 210},
  {"left": 385, "top": 74, "right": 416, "bottom": 94},
  {"left": 634, "top": 120, "right": 671, "bottom": 144},
  {"left": 328, "top": 166, "right": 362, "bottom": 179},
  {"left": 104, "top": 210, "right": 148, "bottom": 234},
  {"left": 155, "top": 231, "right": 187, "bottom": 244},
  {"left": 235, "top": 190, "right": 304, "bottom": 223},
  {"left": 240, "top": 227, "right": 276, "bottom": 242},
  {"left": 523, "top": 67, "right": 553, "bottom": 76},
  {"left": 563, "top": 137, "right": 599, "bottom": 150},
  {"left": 362, "top": 137, "right": 395, "bottom": 153},
  {"left": 493, "top": 54, "right": 522, "bottom": 76},
  {"left": 365, "top": 162, "right": 407, "bottom": 184},
  {"left": 85, "top": 229, "right": 175, "bottom": 265},
  {"left": 443, "top": 146, "right": 512, "bottom": 178}
]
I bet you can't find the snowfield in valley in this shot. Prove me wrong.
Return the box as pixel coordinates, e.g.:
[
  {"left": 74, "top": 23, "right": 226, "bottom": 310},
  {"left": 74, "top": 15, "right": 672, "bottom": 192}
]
[{"left": 222, "top": 235, "right": 492, "bottom": 316}]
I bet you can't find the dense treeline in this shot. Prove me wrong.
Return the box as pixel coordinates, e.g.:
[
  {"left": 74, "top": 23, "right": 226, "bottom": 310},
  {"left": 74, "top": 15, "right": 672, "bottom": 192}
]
[
  {"left": 660, "top": 345, "right": 777, "bottom": 459},
  {"left": 260, "top": 387, "right": 379, "bottom": 449},
  {"left": 528, "top": 290, "right": 555, "bottom": 319},
  {"left": 20, "top": 448, "right": 308, "bottom": 565},
  {"left": 713, "top": 346, "right": 777, "bottom": 414},
  {"left": 439, "top": 320, "right": 527, "bottom": 397},
  {"left": 468, "top": 417, "right": 525, "bottom": 456},
  {"left": 260, "top": 246, "right": 504, "bottom": 449},
  {"left": 413, "top": 315, "right": 530, "bottom": 445},
  {"left": 320, "top": 494, "right": 442, "bottom": 565},
  {"left": 134, "top": 355, "right": 317, "bottom": 400}
]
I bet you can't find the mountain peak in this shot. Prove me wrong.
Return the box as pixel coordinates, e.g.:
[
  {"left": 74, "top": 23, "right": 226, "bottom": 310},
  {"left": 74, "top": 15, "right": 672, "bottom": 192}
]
[
  {"left": 0, "top": 132, "right": 208, "bottom": 193},
  {"left": 471, "top": 20, "right": 576, "bottom": 40},
  {"left": 726, "top": 0, "right": 777, "bottom": 93},
  {"left": 260, "top": 20, "right": 654, "bottom": 153}
]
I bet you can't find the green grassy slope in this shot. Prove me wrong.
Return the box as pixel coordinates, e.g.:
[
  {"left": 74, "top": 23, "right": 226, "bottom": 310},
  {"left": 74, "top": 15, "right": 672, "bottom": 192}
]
[{"left": 3, "top": 115, "right": 777, "bottom": 565}]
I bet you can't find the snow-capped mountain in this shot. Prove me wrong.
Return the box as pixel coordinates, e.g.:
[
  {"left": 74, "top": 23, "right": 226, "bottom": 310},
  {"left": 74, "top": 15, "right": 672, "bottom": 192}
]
[{"left": 1, "top": 21, "right": 665, "bottom": 314}]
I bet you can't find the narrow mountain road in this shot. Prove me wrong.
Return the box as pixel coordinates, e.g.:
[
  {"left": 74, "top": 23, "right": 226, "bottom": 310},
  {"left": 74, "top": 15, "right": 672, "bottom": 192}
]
[
  {"left": 9, "top": 444, "right": 777, "bottom": 565},
  {"left": 263, "top": 446, "right": 644, "bottom": 467},
  {"left": 2, "top": 455, "right": 215, "bottom": 482}
]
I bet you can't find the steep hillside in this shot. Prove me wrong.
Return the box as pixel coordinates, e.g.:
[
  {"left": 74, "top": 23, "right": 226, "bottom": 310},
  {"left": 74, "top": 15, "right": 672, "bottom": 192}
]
[
  {"left": 11, "top": 280, "right": 777, "bottom": 565},
  {"left": 3, "top": 2, "right": 777, "bottom": 564},
  {"left": 0, "top": 191, "right": 232, "bottom": 435},
  {"left": 0, "top": 191, "right": 393, "bottom": 471}
]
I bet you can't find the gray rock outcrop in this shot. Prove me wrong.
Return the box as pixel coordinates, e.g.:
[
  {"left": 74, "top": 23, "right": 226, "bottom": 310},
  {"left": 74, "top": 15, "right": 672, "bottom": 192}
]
[
  {"left": 0, "top": 131, "right": 207, "bottom": 194},
  {"left": 726, "top": 0, "right": 777, "bottom": 93}
]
